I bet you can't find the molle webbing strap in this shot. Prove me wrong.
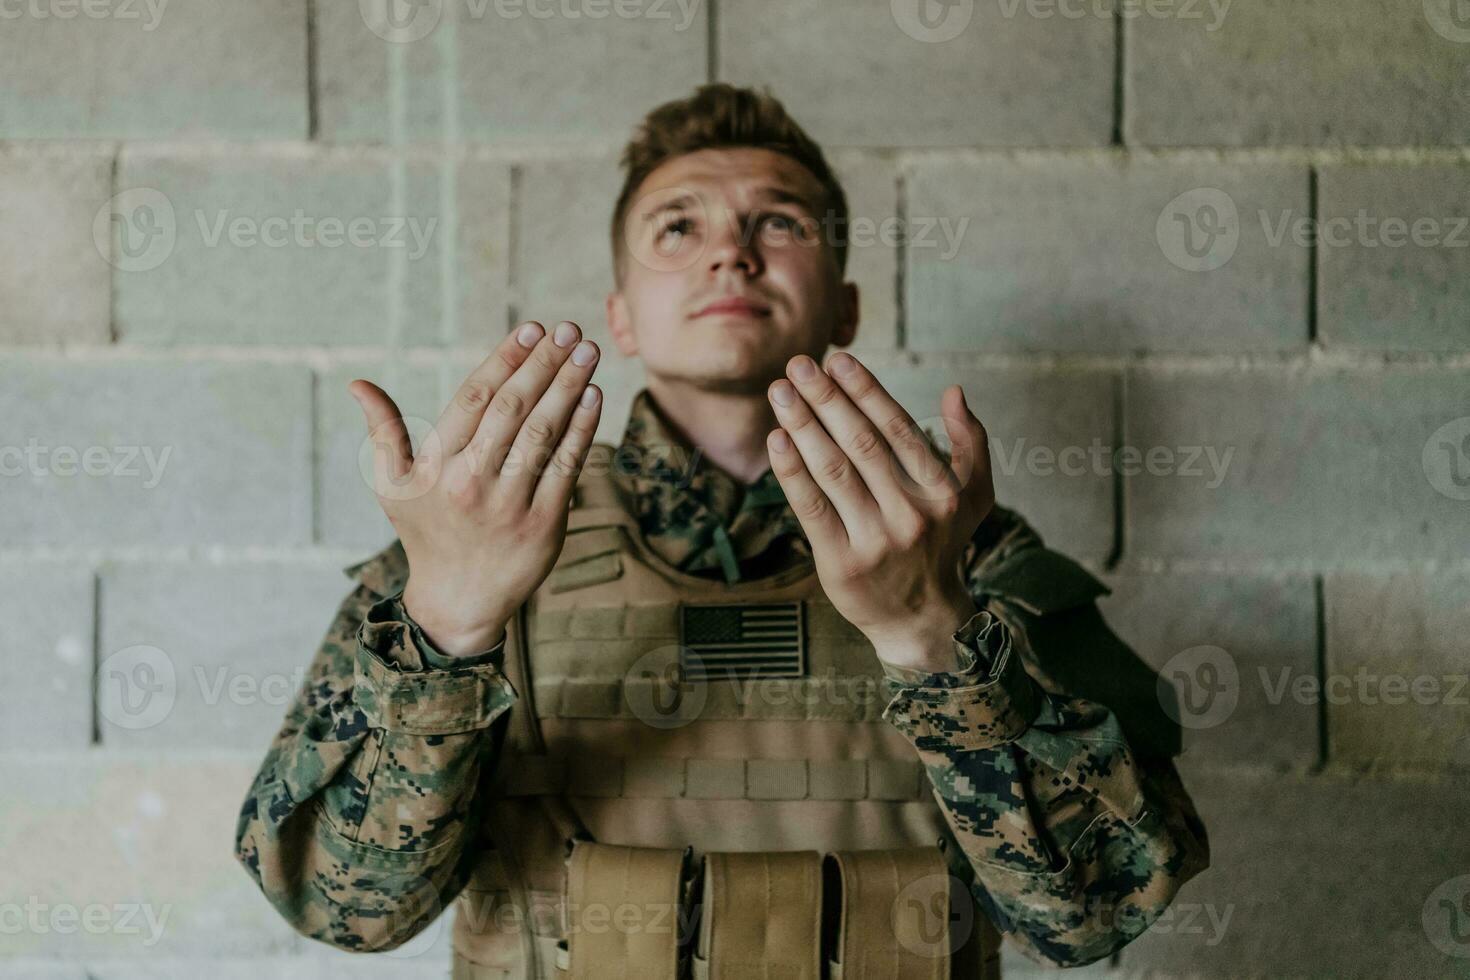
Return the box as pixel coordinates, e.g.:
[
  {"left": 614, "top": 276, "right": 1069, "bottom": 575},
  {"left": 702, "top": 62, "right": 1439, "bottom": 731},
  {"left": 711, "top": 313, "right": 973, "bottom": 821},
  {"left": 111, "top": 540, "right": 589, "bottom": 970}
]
[
  {"left": 563, "top": 840, "right": 691, "bottom": 980},
  {"left": 825, "top": 848, "right": 950, "bottom": 980},
  {"left": 491, "top": 753, "right": 928, "bottom": 802},
  {"left": 696, "top": 850, "right": 823, "bottom": 980}
]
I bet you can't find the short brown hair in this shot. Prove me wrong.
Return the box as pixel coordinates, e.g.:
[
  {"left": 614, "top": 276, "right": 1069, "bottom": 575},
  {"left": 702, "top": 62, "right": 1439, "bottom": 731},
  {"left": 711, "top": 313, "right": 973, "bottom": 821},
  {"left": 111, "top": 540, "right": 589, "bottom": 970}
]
[{"left": 609, "top": 83, "right": 849, "bottom": 285}]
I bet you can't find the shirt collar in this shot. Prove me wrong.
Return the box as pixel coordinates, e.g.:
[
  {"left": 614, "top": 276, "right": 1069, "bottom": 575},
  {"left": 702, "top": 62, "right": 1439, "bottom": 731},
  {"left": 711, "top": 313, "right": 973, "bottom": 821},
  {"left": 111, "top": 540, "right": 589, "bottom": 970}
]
[{"left": 611, "top": 388, "right": 806, "bottom": 582}]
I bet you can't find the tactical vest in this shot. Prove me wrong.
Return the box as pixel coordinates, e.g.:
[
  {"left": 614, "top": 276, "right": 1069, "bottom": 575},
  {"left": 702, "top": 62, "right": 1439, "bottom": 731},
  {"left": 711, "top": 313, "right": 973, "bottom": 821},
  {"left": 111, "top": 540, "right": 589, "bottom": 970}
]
[{"left": 388, "top": 443, "right": 1015, "bottom": 978}]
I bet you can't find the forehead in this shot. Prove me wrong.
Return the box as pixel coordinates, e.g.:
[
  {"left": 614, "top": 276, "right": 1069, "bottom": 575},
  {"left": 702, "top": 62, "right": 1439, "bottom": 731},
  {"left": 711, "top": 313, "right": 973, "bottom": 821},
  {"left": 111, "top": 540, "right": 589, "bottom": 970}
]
[{"left": 633, "top": 147, "right": 827, "bottom": 212}]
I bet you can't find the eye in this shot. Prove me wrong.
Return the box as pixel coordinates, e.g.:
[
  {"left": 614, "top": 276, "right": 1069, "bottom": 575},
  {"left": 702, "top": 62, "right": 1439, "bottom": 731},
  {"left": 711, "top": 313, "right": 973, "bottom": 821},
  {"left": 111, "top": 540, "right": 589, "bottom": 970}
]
[
  {"left": 656, "top": 216, "right": 694, "bottom": 242},
  {"left": 755, "top": 212, "right": 816, "bottom": 244}
]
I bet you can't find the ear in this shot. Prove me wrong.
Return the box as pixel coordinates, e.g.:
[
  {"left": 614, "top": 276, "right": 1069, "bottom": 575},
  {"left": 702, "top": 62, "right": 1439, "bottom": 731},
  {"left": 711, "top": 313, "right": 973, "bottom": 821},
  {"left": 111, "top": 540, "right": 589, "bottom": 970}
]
[
  {"left": 830, "top": 281, "right": 859, "bottom": 348},
  {"left": 605, "top": 290, "right": 639, "bottom": 357}
]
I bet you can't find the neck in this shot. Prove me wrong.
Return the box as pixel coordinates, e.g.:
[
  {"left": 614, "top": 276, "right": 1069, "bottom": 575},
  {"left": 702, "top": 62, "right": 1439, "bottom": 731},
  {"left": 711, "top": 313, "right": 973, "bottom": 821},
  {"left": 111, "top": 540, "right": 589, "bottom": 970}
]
[{"left": 643, "top": 375, "right": 780, "bottom": 485}]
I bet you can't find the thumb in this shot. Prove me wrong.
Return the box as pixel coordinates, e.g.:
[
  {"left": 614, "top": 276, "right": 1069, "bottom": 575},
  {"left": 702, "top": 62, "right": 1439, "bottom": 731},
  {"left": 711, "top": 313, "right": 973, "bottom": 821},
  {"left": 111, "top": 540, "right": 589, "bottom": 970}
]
[
  {"left": 349, "top": 379, "right": 414, "bottom": 483},
  {"left": 940, "top": 385, "right": 985, "bottom": 493}
]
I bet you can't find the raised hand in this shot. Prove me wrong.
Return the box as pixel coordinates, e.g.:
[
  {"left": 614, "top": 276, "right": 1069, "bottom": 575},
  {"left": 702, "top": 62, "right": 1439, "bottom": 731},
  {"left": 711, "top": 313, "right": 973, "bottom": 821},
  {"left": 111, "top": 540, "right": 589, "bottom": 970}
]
[
  {"left": 350, "top": 320, "right": 602, "bottom": 657},
  {"left": 764, "top": 351, "right": 995, "bottom": 669}
]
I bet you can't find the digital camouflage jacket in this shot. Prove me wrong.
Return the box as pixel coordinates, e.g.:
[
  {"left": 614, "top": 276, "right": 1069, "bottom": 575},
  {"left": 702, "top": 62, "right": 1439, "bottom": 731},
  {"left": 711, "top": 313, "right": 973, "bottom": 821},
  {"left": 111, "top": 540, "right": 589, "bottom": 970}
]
[{"left": 234, "top": 387, "right": 1210, "bottom": 967}]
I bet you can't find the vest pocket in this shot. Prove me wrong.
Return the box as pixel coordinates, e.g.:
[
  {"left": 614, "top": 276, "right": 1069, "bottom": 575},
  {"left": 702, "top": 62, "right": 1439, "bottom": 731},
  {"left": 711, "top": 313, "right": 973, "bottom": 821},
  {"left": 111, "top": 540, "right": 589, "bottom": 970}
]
[
  {"left": 824, "top": 847, "right": 954, "bottom": 980},
  {"left": 693, "top": 850, "right": 823, "bottom": 980},
  {"left": 561, "top": 839, "right": 693, "bottom": 980}
]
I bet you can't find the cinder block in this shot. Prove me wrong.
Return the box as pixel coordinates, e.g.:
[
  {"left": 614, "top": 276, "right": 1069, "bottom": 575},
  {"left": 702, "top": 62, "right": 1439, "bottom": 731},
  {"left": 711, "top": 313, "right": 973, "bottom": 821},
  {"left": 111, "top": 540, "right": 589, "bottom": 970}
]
[
  {"left": 114, "top": 151, "right": 509, "bottom": 347},
  {"left": 0, "top": 964, "right": 87, "bottom": 979},
  {"left": 316, "top": 0, "right": 706, "bottom": 143},
  {"left": 0, "top": 754, "right": 299, "bottom": 958},
  {"left": 515, "top": 156, "right": 624, "bottom": 349},
  {"left": 1099, "top": 572, "right": 1318, "bottom": 768},
  {"left": 720, "top": 0, "right": 1113, "bottom": 147},
  {"left": 318, "top": 363, "right": 442, "bottom": 550},
  {"left": 0, "top": 360, "right": 312, "bottom": 547},
  {"left": 453, "top": 159, "right": 516, "bottom": 349},
  {"left": 0, "top": 565, "right": 94, "bottom": 749},
  {"left": 1116, "top": 768, "right": 1470, "bottom": 978},
  {"left": 1325, "top": 571, "right": 1470, "bottom": 770},
  {"left": 874, "top": 361, "right": 1117, "bottom": 563},
  {"left": 1126, "top": 367, "right": 1470, "bottom": 561},
  {"left": 0, "top": 0, "right": 306, "bottom": 139},
  {"left": 0, "top": 146, "right": 113, "bottom": 345},
  {"left": 829, "top": 151, "right": 898, "bottom": 352},
  {"left": 905, "top": 158, "right": 1309, "bottom": 354},
  {"left": 1318, "top": 163, "right": 1470, "bottom": 351},
  {"left": 98, "top": 562, "right": 351, "bottom": 749},
  {"left": 1127, "top": 0, "right": 1470, "bottom": 146}
]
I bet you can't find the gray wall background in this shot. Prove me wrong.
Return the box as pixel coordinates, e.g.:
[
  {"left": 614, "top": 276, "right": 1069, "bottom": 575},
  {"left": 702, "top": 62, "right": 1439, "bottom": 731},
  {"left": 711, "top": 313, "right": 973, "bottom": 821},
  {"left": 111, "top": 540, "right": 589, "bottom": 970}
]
[{"left": 2, "top": 0, "right": 1468, "bottom": 976}]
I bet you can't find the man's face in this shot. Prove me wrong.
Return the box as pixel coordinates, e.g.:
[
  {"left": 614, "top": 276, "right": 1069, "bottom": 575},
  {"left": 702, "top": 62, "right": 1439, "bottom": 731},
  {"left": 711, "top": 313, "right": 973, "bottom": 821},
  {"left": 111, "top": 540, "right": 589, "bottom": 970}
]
[{"left": 606, "top": 147, "right": 859, "bottom": 396}]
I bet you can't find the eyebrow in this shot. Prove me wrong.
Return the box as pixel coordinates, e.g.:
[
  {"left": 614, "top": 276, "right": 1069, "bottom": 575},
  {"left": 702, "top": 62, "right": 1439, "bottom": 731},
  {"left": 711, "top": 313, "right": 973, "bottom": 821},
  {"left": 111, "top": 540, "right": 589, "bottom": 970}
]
[{"left": 638, "top": 185, "right": 819, "bottom": 221}]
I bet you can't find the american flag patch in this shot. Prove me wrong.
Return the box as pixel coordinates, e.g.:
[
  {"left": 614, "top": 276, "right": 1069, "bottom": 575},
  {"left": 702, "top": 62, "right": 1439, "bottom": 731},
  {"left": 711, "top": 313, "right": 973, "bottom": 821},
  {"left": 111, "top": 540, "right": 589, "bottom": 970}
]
[{"left": 678, "top": 601, "right": 806, "bottom": 680}]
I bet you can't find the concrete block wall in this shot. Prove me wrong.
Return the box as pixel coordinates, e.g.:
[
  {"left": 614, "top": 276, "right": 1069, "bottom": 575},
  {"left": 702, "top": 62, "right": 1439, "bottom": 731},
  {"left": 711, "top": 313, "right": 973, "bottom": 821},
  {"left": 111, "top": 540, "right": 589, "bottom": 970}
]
[{"left": 1, "top": 1, "right": 1467, "bottom": 976}]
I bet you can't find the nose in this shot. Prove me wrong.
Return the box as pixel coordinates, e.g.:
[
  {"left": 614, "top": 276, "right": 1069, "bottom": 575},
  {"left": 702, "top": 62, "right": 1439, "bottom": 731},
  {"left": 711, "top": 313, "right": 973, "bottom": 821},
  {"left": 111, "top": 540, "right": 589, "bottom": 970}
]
[{"left": 707, "top": 211, "right": 763, "bottom": 278}]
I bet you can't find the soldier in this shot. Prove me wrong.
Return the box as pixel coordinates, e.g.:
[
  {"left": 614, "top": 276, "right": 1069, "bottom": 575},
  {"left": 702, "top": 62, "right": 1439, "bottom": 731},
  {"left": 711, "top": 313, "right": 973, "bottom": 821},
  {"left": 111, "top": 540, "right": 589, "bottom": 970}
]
[{"left": 234, "top": 83, "right": 1208, "bottom": 977}]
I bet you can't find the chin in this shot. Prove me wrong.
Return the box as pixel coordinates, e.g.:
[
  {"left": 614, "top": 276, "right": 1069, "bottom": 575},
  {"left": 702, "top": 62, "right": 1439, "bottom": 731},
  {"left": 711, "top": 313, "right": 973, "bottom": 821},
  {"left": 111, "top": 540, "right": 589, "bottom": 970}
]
[{"left": 649, "top": 358, "right": 784, "bottom": 396}]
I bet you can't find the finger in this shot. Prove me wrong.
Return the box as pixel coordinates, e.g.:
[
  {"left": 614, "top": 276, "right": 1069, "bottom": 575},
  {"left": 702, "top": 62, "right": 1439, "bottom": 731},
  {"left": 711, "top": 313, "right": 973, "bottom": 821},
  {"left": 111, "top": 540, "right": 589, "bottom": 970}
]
[
  {"left": 766, "top": 427, "right": 848, "bottom": 550},
  {"left": 939, "top": 384, "right": 990, "bottom": 506},
  {"left": 824, "top": 351, "right": 955, "bottom": 494},
  {"left": 782, "top": 353, "right": 912, "bottom": 520},
  {"left": 499, "top": 335, "right": 601, "bottom": 500},
  {"left": 767, "top": 376, "right": 880, "bottom": 534},
  {"left": 435, "top": 320, "right": 546, "bottom": 457},
  {"left": 531, "top": 383, "right": 603, "bottom": 516},
  {"left": 465, "top": 320, "right": 583, "bottom": 476},
  {"left": 349, "top": 379, "right": 413, "bottom": 488}
]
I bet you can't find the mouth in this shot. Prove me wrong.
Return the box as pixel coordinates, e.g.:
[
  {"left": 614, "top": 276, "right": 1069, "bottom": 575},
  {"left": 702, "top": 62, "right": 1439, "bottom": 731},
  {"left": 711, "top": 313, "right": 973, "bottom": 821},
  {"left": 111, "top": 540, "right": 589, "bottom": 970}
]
[{"left": 692, "top": 297, "right": 772, "bottom": 320}]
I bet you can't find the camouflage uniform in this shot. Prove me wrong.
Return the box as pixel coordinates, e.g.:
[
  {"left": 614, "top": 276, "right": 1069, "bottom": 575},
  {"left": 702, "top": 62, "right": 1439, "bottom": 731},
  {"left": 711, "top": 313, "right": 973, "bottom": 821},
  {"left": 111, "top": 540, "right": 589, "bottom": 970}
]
[{"left": 234, "top": 387, "right": 1209, "bottom": 967}]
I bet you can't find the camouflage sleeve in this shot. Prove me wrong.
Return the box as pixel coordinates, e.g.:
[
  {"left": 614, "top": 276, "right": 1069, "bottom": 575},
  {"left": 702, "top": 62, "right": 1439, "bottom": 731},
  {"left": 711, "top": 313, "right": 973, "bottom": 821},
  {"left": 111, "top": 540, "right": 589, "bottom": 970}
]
[
  {"left": 232, "top": 579, "right": 518, "bottom": 952},
  {"left": 879, "top": 594, "right": 1210, "bottom": 967}
]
